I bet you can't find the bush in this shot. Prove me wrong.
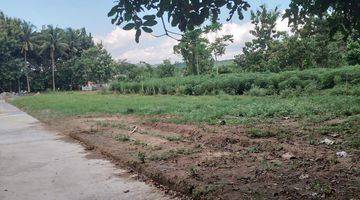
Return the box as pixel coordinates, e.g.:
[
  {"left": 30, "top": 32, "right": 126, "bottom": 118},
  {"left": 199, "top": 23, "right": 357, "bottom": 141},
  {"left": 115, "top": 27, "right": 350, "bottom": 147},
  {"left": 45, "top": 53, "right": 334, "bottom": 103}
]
[
  {"left": 245, "top": 86, "right": 268, "bottom": 96},
  {"left": 110, "top": 65, "right": 360, "bottom": 96}
]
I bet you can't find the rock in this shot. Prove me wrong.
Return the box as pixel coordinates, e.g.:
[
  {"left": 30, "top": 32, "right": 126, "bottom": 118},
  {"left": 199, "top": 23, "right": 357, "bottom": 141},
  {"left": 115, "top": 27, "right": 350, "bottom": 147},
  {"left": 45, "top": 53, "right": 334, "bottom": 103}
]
[
  {"left": 123, "top": 190, "right": 130, "bottom": 193},
  {"left": 281, "top": 152, "right": 295, "bottom": 160},
  {"left": 336, "top": 151, "right": 348, "bottom": 158},
  {"left": 320, "top": 138, "right": 335, "bottom": 145},
  {"left": 299, "top": 174, "right": 309, "bottom": 179},
  {"left": 219, "top": 120, "right": 226, "bottom": 125}
]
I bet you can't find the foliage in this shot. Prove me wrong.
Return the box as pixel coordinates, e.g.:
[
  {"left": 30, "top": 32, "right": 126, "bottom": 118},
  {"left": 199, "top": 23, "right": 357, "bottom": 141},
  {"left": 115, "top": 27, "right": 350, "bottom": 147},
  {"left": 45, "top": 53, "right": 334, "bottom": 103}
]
[
  {"left": 207, "top": 23, "right": 234, "bottom": 74},
  {"left": 284, "top": 0, "right": 360, "bottom": 38},
  {"left": 39, "top": 25, "right": 69, "bottom": 91},
  {"left": 58, "top": 44, "right": 117, "bottom": 90},
  {"left": 174, "top": 29, "right": 214, "bottom": 75},
  {"left": 111, "top": 65, "right": 360, "bottom": 96},
  {"left": 239, "top": 5, "right": 285, "bottom": 71},
  {"left": 108, "top": 0, "right": 250, "bottom": 42},
  {"left": 156, "top": 59, "right": 175, "bottom": 78},
  {"left": 346, "top": 39, "right": 360, "bottom": 65},
  {"left": 235, "top": 7, "right": 349, "bottom": 72},
  {"left": 0, "top": 11, "right": 116, "bottom": 93}
]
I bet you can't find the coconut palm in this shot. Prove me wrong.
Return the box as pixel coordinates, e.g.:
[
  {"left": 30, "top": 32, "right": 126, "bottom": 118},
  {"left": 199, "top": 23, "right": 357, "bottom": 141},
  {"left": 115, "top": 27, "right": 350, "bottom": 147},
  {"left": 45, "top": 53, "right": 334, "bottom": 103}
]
[
  {"left": 64, "top": 28, "right": 80, "bottom": 57},
  {"left": 39, "top": 25, "right": 68, "bottom": 91},
  {"left": 19, "top": 21, "right": 35, "bottom": 92}
]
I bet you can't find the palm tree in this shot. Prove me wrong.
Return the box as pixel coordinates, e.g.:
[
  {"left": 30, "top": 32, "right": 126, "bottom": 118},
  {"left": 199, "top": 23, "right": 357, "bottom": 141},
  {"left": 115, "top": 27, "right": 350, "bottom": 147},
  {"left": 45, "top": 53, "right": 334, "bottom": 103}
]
[
  {"left": 40, "top": 25, "right": 68, "bottom": 91},
  {"left": 20, "top": 21, "right": 35, "bottom": 93},
  {"left": 64, "top": 28, "right": 80, "bottom": 57}
]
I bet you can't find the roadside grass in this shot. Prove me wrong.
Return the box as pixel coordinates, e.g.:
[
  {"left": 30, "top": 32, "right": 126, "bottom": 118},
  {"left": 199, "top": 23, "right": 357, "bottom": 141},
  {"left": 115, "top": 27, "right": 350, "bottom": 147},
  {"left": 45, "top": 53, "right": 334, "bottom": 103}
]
[{"left": 11, "top": 92, "right": 360, "bottom": 126}]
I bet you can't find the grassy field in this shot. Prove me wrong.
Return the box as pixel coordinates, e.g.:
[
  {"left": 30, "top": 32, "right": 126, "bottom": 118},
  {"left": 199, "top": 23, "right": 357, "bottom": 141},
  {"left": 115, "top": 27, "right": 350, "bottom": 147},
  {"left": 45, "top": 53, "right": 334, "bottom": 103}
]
[{"left": 12, "top": 91, "right": 359, "bottom": 124}]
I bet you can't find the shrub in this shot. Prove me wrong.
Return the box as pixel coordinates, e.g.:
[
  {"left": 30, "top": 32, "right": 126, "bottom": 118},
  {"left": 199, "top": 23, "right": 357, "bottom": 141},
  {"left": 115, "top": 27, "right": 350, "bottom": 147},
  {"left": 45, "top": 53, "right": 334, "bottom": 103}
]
[
  {"left": 245, "top": 86, "right": 268, "bottom": 96},
  {"left": 110, "top": 65, "right": 360, "bottom": 96}
]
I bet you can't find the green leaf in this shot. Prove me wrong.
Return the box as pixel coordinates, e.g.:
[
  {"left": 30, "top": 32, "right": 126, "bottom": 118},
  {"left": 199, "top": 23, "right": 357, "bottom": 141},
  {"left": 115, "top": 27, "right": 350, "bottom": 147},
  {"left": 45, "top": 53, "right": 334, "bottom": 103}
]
[
  {"left": 142, "top": 27, "right": 153, "bottom": 33},
  {"left": 143, "top": 15, "right": 156, "bottom": 21},
  {"left": 171, "top": 16, "right": 179, "bottom": 27},
  {"left": 123, "top": 23, "right": 135, "bottom": 30},
  {"left": 143, "top": 20, "right": 157, "bottom": 27},
  {"left": 135, "top": 29, "right": 141, "bottom": 43},
  {"left": 111, "top": 14, "right": 119, "bottom": 24},
  {"left": 108, "top": 6, "right": 119, "bottom": 17}
]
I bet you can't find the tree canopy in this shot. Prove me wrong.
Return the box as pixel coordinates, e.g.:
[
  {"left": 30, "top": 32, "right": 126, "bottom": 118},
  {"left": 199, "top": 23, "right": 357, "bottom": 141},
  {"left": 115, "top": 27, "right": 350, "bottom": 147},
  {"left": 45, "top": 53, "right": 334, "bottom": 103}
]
[{"left": 108, "top": 0, "right": 250, "bottom": 42}]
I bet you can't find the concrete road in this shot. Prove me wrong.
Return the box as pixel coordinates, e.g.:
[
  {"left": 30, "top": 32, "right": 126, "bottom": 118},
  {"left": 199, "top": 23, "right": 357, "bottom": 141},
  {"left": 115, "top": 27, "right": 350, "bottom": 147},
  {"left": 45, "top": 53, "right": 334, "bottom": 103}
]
[{"left": 0, "top": 100, "right": 171, "bottom": 200}]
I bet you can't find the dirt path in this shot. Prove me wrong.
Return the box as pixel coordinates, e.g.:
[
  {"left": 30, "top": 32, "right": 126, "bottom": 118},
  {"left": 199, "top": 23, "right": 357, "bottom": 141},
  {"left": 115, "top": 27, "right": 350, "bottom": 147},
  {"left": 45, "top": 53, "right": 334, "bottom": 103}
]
[{"left": 0, "top": 100, "right": 172, "bottom": 200}]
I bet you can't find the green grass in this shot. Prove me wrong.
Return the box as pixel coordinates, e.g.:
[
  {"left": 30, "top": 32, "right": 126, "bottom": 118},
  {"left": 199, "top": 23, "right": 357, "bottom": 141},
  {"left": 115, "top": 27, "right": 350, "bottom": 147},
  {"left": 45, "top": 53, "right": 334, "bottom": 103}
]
[
  {"left": 11, "top": 92, "right": 360, "bottom": 125},
  {"left": 114, "top": 134, "right": 131, "bottom": 142}
]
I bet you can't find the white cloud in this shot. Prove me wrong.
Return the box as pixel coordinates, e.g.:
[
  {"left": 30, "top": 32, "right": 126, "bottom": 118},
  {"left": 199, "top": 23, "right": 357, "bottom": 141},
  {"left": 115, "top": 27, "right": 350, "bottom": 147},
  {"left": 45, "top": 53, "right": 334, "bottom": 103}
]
[
  {"left": 94, "top": 17, "right": 292, "bottom": 64},
  {"left": 93, "top": 27, "right": 181, "bottom": 63}
]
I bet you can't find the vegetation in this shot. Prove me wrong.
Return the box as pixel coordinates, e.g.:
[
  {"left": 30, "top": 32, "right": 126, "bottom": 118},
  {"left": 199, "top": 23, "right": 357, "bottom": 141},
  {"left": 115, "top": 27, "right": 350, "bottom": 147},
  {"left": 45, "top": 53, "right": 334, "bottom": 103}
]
[
  {"left": 11, "top": 89, "right": 360, "bottom": 126},
  {"left": 234, "top": 5, "right": 359, "bottom": 72},
  {"left": 0, "top": 12, "right": 117, "bottom": 93},
  {"left": 111, "top": 65, "right": 359, "bottom": 96},
  {"left": 108, "top": 0, "right": 250, "bottom": 42},
  {"left": 108, "top": 0, "right": 358, "bottom": 43}
]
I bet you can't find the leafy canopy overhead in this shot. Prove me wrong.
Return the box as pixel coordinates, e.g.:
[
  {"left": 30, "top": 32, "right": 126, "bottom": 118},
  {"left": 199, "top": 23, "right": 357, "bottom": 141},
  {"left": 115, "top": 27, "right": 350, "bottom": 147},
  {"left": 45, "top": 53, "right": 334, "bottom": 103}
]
[
  {"left": 284, "top": 0, "right": 360, "bottom": 38},
  {"left": 108, "top": 0, "right": 250, "bottom": 42}
]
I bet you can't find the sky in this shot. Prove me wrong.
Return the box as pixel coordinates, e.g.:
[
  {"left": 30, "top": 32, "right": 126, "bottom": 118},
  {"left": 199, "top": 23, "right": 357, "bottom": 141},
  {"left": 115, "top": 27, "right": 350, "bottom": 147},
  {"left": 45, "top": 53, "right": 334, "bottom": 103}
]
[{"left": 1, "top": 0, "right": 291, "bottom": 64}]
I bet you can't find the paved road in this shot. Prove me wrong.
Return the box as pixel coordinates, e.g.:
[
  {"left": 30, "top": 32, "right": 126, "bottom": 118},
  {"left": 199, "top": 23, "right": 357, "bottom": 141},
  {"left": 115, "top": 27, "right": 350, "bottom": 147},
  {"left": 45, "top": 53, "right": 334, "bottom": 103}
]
[{"left": 0, "top": 100, "right": 171, "bottom": 200}]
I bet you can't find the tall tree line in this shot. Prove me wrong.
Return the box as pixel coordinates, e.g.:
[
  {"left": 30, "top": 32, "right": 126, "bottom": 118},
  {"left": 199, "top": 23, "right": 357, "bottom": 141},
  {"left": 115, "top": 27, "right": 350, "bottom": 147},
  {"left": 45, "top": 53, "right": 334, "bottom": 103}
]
[
  {"left": 0, "top": 11, "right": 117, "bottom": 93},
  {"left": 234, "top": 5, "right": 360, "bottom": 72}
]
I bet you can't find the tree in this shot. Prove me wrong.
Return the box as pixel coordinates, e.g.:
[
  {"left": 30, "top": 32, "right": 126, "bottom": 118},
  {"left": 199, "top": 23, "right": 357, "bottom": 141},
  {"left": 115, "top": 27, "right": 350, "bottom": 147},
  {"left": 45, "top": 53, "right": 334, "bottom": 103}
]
[
  {"left": 19, "top": 21, "right": 35, "bottom": 93},
  {"left": 58, "top": 44, "right": 116, "bottom": 89},
  {"left": 108, "top": 0, "right": 250, "bottom": 42},
  {"left": 39, "top": 25, "right": 68, "bottom": 91},
  {"left": 239, "top": 5, "right": 284, "bottom": 71},
  {"left": 346, "top": 39, "right": 360, "bottom": 65},
  {"left": 208, "top": 23, "right": 234, "bottom": 74},
  {"left": 174, "top": 29, "right": 213, "bottom": 75},
  {"left": 284, "top": 0, "right": 360, "bottom": 39},
  {"left": 157, "top": 59, "right": 175, "bottom": 78}
]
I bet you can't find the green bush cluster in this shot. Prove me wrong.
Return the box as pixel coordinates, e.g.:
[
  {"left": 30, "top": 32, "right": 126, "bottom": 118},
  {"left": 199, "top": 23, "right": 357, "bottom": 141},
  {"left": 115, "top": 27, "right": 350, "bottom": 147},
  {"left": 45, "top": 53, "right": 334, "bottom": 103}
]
[{"left": 111, "top": 65, "right": 360, "bottom": 96}]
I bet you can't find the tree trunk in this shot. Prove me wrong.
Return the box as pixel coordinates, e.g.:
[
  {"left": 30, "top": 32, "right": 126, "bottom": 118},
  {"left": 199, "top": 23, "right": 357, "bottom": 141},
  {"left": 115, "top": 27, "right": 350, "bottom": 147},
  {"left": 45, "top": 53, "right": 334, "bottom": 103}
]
[
  {"left": 24, "top": 51, "right": 30, "bottom": 93},
  {"left": 18, "top": 79, "right": 21, "bottom": 93},
  {"left": 215, "top": 55, "right": 219, "bottom": 75},
  {"left": 51, "top": 50, "right": 56, "bottom": 91}
]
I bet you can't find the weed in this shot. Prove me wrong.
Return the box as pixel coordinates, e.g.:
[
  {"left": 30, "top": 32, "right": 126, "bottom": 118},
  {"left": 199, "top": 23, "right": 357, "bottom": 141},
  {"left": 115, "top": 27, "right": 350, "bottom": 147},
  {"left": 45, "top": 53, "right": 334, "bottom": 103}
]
[
  {"left": 133, "top": 140, "right": 148, "bottom": 147},
  {"left": 149, "top": 148, "right": 196, "bottom": 161},
  {"left": 137, "top": 152, "right": 146, "bottom": 163},
  {"left": 95, "top": 121, "right": 110, "bottom": 127},
  {"left": 247, "top": 128, "right": 274, "bottom": 138},
  {"left": 114, "top": 134, "right": 131, "bottom": 142},
  {"left": 246, "top": 146, "right": 260, "bottom": 153},
  {"left": 188, "top": 165, "right": 199, "bottom": 178},
  {"left": 165, "top": 135, "right": 183, "bottom": 141}
]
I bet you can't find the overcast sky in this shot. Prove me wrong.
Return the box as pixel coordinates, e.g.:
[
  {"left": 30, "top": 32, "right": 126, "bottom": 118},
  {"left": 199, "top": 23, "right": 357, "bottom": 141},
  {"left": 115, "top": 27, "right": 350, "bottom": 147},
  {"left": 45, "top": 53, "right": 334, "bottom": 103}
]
[{"left": 1, "top": 0, "right": 291, "bottom": 64}]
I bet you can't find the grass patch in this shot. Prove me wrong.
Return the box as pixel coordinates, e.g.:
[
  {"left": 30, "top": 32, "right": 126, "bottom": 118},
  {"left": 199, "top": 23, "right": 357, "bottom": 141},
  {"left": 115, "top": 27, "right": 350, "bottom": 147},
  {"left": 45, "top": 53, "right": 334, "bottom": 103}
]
[
  {"left": 149, "top": 148, "right": 196, "bottom": 161},
  {"left": 10, "top": 92, "right": 360, "bottom": 125},
  {"left": 114, "top": 134, "right": 131, "bottom": 142},
  {"left": 247, "top": 128, "right": 274, "bottom": 138}
]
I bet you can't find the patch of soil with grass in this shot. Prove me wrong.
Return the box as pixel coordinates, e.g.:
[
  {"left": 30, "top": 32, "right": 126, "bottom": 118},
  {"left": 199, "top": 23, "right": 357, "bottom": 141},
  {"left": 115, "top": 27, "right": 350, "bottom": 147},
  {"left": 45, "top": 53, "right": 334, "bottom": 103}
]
[{"left": 50, "top": 115, "right": 359, "bottom": 199}]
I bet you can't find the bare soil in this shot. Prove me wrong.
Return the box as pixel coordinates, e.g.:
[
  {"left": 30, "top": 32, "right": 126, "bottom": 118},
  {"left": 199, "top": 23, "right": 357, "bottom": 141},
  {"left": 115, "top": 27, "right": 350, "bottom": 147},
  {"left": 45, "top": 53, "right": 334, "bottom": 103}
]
[{"left": 46, "top": 115, "right": 359, "bottom": 199}]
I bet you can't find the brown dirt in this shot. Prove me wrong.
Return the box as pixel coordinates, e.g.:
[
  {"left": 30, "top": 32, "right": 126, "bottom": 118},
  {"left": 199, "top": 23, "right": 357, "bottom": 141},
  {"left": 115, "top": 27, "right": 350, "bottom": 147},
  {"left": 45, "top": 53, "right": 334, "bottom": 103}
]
[{"left": 46, "top": 115, "right": 359, "bottom": 200}]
